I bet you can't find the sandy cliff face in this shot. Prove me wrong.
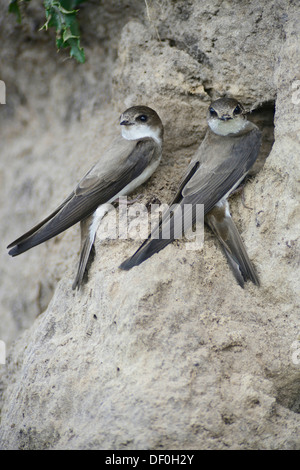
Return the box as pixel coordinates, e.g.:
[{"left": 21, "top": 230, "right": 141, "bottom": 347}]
[{"left": 0, "top": 0, "right": 299, "bottom": 450}]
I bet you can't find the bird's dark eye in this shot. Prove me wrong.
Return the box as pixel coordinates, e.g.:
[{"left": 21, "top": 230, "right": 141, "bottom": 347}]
[
  {"left": 209, "top": 107, "right": 217, "bottom": 117},
  {"left": 233, "top": 105, "right": 242, "bottom": 115},
  {"left": 137, "top": 114, "right": 148, "bottom": 122}
]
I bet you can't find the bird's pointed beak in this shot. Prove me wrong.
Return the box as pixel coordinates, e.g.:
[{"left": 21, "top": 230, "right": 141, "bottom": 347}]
[
  {"left": 220, "top": 114, "right": 232, "bottom": 121},
  {"left": 120, "top": 113, "right": 132, "bottom": 126}
]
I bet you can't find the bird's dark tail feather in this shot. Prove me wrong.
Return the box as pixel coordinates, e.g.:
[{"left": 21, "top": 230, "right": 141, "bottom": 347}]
[
  {"left": 8, "top": 220, "right": 68, "bottom": 257},
  {"left": 120, "top": 197, "right": 198, "bottom": 271},
  {"left": 8, "top": 225, "right": 61, "bottom": 257},
  {"left": 206, "top": 213, "right": 259, "bottom": 287},
  {"left": 7, "top": 194, "right": 74, "bottom": 256},
  {"left": 72, "top": 241, "right": 95, "bottom": 290},
  {"left": 9, "top": 239, "right": 40, "bottom": 257},
  {"left": 119, "top": 237, "right": 173, "bottom": 270}
]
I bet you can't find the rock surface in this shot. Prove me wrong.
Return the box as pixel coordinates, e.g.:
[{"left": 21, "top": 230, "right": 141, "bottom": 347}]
[{"left": 0, "top": 0, "right": 299, "bottom": 450}]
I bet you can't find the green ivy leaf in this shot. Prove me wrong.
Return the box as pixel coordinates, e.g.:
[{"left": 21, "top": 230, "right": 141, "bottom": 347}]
[
  {"left": 60, "top": 0, "right": 86, "bottom": 10},
  {"left": 68, "top": 38, "right": 85, "bottom": 63},
  {"left": 43, "top": 0, "right": 86, "bottom": 63},
  {"left": 63, "top": 28, "right": 78, "bottom": 42},
  {"left": 9, "top": 0, "right": 86, "bottom": 63},
  {"left": 8, "top": 0, "right": 22, "bottom": 23}
]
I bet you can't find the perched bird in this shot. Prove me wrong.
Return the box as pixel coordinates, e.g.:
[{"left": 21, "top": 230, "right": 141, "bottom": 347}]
[
  {"left": 120, "top": 97, "right": 261, "bottom": 287},
  {"left": 7, "top": 106, "right": 164, "bottom": 289}
]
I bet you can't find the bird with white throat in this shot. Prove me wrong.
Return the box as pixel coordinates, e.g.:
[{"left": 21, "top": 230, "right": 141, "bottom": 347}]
[{"left": 7, "top": 105, "right": 164, "bottom": 290}]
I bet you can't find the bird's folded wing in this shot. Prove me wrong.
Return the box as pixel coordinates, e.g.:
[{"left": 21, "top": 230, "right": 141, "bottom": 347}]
[
  {"left": 119, "top": 128, "right": 261, "bottom": 269},
  {"left": 8, "top": 138, "right": 158, "bottom": 254},
  {"left": 182, "top": 127, "right": 261, "bottom": 202}
]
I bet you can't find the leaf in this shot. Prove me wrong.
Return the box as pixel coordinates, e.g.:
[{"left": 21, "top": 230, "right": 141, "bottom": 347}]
[
  {"left": 60, "top": 0, "right": 87, "bottom": 10},
  {"left": 8, "top": 0, "right": 22, "bottom": 23},
  {"left": 62, "top": 27, "right": 78, "bottom": 42},
  {"left": 68, "top": 37, "right": 85, "bottom": 63},
  {"left": 9, "top": 0, "right": 87, "bottom": 63}
]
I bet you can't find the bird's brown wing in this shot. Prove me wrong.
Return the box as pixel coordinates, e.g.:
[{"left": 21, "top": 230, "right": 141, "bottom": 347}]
[
  {"left": 120, "top": 127, "right": 261, "bottom": 270},
  {"left": 8, "top": 138, "right": 159, "bottom": 256}
]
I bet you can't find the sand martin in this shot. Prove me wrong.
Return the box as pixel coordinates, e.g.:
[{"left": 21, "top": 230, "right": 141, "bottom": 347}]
[
  {"left": 8, "top": 106, "right": 164, "bottom": 289},
  {"left": 120, "top": 98, "right": 261, "bottom": 287}
]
